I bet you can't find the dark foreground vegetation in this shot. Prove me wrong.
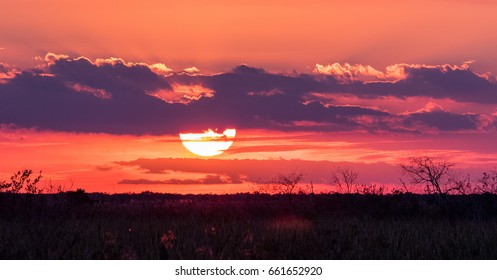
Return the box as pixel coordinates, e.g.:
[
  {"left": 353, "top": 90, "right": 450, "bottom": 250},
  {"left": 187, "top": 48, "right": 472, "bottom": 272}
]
[{"left": 2, "top": 191, "right": 497, "bottom": 259}]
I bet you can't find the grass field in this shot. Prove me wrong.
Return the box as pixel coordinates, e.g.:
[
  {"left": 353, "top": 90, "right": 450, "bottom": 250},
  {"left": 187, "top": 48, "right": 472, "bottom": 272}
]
[{"left": 2, "top": 192, "right": 497, "bottom": 259}]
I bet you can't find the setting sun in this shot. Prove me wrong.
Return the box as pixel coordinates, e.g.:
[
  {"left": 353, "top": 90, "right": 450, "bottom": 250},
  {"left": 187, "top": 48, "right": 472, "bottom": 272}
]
[{"left": 179, "top": 129, "right": 236, "bottom": 156}]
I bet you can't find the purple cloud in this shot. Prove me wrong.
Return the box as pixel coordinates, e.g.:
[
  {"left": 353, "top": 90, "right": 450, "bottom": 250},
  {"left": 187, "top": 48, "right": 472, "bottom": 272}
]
[
  {"left": 118, "top": 175, "right": 235, "bottom": 185},
  {"left": 0, "top": 54, "right": 495, "bottom": 134},
  {"left": 115, "top": 157, "right": 400, "bottom": 186}
]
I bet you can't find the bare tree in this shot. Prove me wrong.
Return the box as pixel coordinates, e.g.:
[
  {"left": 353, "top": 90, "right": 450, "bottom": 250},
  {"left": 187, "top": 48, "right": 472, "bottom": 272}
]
[
  {"left": 256, "top": 171, "right": 305, "bottom": 195},
  {"left": 400, "top": 156, "right": 457, "bottom": 195},
  {"left": 253, "top": 181, "right": 273, "bottom": 194},
  {"left": 0, "top": 170, "right": 43, "bottom": 194},
  {"left": 271, "top": 171, "right": 304, "bottom": 194},
  {"left": 476, "top": 169, "right": 497, "bottom": 194},
  {"left": 331, "top": 167, "right": 359, "bottom": 194},
  {"left": 447, "top": 174, "right": 474, "bottom": 195}
]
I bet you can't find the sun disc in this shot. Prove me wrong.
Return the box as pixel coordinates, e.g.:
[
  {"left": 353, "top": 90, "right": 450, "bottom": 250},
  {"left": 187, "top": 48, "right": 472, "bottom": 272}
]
[{"left": 179, "top": 128, "right": 236, "bottom": 156}]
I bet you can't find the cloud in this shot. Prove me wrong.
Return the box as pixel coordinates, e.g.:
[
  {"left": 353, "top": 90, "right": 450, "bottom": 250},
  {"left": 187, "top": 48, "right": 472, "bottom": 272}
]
[
  {"left": 0, "top": 63, "right": 19, "bottom": 84},
  {"left": 115, "top": 157, "right": 400, "bottom": 185},
  {"left": 182, "top": 66, "right": 200, "bottom": 74},
  {"left": 118, "top": 174, "right": 234, "bottom": 185},
  {"left": 0, "top": 54, "right": 180, "bottom": 134},
  {"left": 314, "top": 63, "right": 406, "bottom": 82},
  {"left": 226, "top": 144, "right": 313, "bottom": 154},
  {"left": 313, "top": 62, "right": 475, "bottom": 83},
  {"left": 43, "top": 53, "right": 70, "bottom": 65},
  {"left": 149, "top": 63, "right": 173, "bottom": 75},
  {"left": 402, "top": 111, "right": 481, "bottom": 132},
  {"left": 412, "top": 101, "right": 446, "bottom": 113},
  {"left": 247, "top": 89, "right": 284, "bottom": 97},
  {"left": 388, "top": 101, "right": 484, "bottom": 132},
  {"left": 359, "top": 64, "right": 497, "bottom": 103},
  {"left": 0, "top": 54, "right": 496, "bottom": 135},
  {"left": 313, "top": 62, "right": 497, "bottom": 103},
  {"left": 232, "top": 64, "right": 266, "bottom": 74},
  {"left": 148, "top": 83, "right": 214, "bottom": 104},
  {"left": 49, "top": 55, "right": 170, "bottom": 93},
  {"left": 66, "top": 82, "right": 112, "bottom": 99},
  {"left": 95, "top": 165, "right": 114, "bottom": 171}
]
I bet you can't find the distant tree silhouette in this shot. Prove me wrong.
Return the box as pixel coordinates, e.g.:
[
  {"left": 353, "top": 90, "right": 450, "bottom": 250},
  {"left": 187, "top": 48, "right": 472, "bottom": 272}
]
[
  {"left": 400, "top": 156, "right": 457, "bottom": 195},
  {"left": 331, "top": 167, "right": 359, "bottom": 194}
]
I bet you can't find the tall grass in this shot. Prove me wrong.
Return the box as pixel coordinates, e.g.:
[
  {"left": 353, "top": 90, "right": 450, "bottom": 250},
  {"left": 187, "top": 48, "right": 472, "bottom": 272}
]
[{"left": 1, "top": 193, "right": 497, "bottom": 259}]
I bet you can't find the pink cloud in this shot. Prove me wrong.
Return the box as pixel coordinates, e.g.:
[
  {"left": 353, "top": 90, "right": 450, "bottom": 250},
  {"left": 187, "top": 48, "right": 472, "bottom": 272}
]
[
  {"left": 149, "top": 63, "right": 173, "bottom": 75},
  {"left": 410, "top": 101, "right": 446, "bottom": 114},
  {"left": 42, "top": 53, "right": 70, "bottom": 66},
  {"left": 313, "top": 61, "right": 483, "bottom": 83},
  {"left": 67, "top": 82, "right": 112, "bottom": 99},
  {"left": 147, "top": 83, "right": 214, "bottom": 104},
  {"left": 182, "top": 66, "right": 200, "bottom": 74},
  {"left": 0, "top": 63, "right": 19, "bottom": 84},
  {"left": 314, "top": 63, "right": 406, "bottom": 82}
]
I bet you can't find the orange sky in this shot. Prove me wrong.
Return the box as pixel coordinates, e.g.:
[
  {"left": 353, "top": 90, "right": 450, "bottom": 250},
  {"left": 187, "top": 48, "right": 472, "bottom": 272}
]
[
  {"left": 2, "top": 0, "right": 497, "bottom": 73},
  {"left": 1, "top": 127, "right": 496, "bottom": 193}
]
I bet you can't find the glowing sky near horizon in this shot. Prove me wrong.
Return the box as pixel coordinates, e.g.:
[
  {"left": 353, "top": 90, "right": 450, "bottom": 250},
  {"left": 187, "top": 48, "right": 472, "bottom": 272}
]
[{"left": 1, "top": 0, "right": 497, "bottom": 193}]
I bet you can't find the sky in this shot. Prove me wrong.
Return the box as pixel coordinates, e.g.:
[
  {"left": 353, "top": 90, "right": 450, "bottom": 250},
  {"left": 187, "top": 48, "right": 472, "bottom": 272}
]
[{"left": 1, "top": 0, "right": 497, "bottom": 193}]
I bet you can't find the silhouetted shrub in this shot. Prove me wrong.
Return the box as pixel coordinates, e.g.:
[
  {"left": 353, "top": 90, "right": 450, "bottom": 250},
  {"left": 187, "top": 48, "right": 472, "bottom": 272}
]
[
  {"left": 0, "top": 170, "right": 42, "bottom": 194},
  {"left": 64, "top": 188, "right": 92, "bottom": 206}
]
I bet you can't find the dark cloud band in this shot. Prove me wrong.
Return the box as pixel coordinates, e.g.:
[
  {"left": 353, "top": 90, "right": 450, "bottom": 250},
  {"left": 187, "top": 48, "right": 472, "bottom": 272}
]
[{"left": 0, "top": 54, "right": 495, "bottom": 135}]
